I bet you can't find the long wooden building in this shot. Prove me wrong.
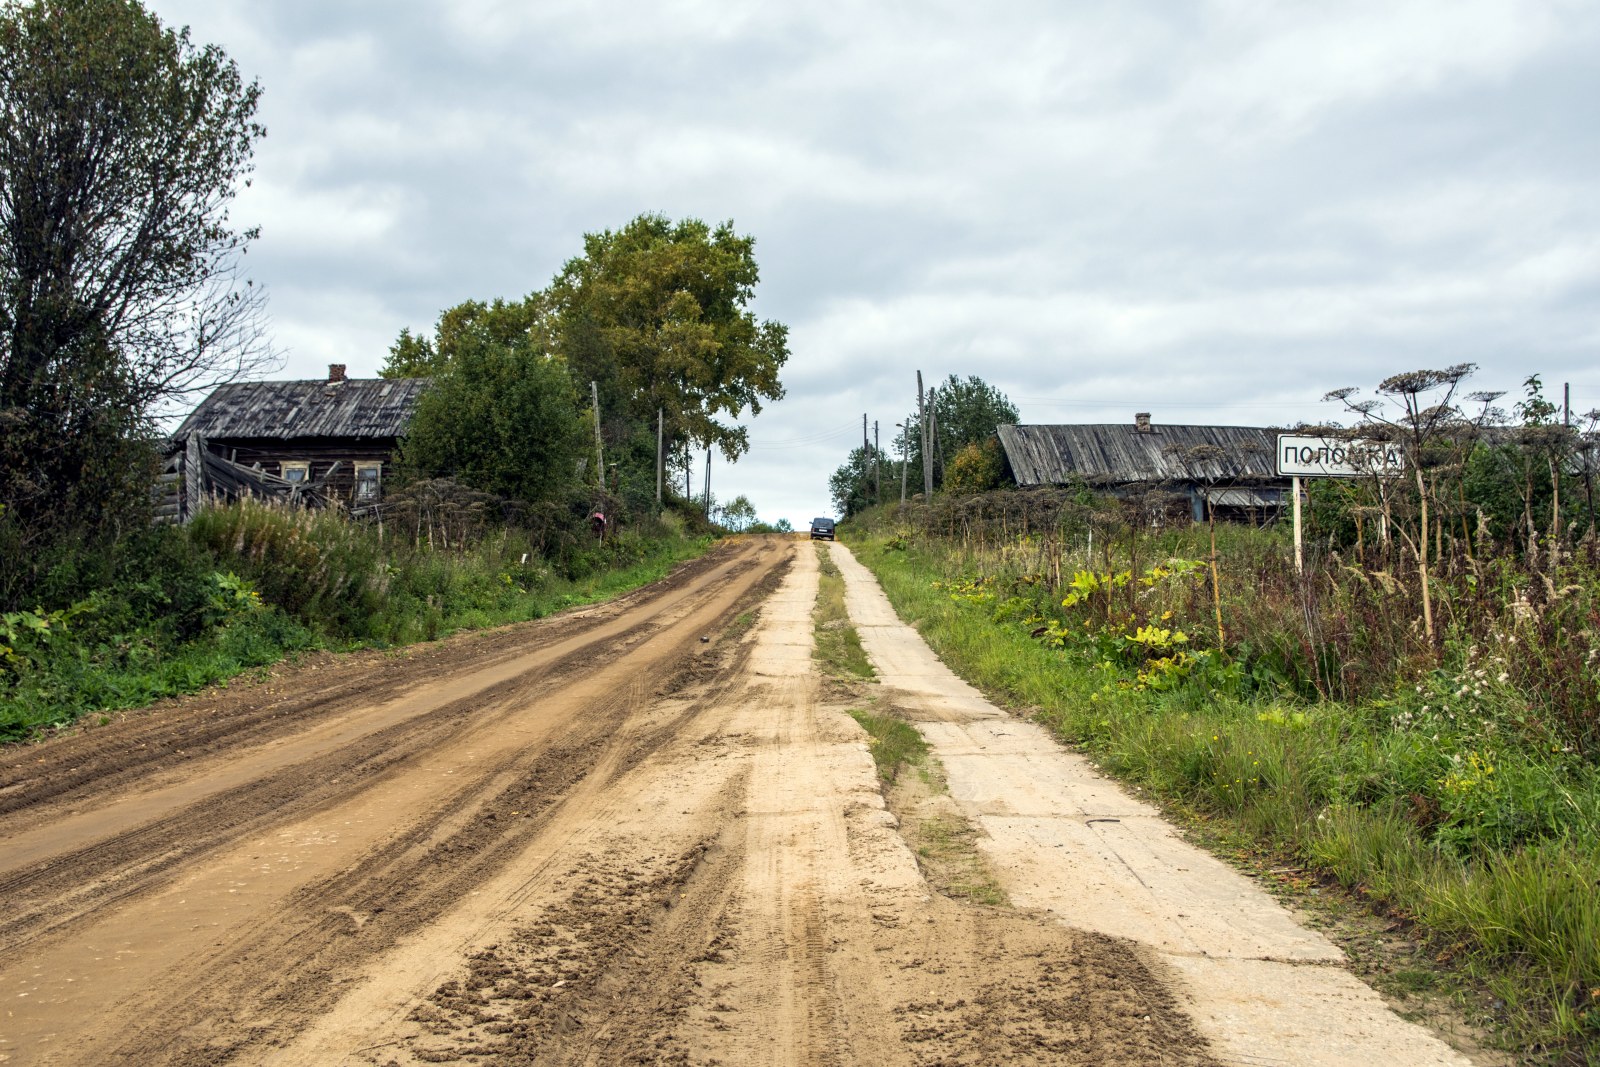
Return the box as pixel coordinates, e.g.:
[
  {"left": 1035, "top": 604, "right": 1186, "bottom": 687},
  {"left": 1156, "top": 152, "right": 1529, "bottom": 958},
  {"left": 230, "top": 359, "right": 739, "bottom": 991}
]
[{"left": 996, "top": 413, "right": 1287, "bottom": 522}]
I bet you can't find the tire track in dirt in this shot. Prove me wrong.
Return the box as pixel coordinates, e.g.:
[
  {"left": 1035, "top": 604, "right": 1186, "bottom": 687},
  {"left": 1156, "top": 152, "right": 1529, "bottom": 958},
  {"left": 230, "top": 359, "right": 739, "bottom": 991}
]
[
  {"left": 0, "top": 538, "right": 787, "bottom": 1066},
  {"left": 270, "top": 542, "right": 1218, "bottom": 1067},
  {"left": 0, "top": 564, "right": 772, "bottom": 956},
  {"left": 0, "top": 543, "right": 751, "bottom": 821}
]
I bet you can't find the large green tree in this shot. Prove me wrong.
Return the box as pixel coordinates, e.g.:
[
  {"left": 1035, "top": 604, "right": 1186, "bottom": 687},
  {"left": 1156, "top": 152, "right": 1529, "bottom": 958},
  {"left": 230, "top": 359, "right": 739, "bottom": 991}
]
[
  {"left": 0, "top": 0, "right": 265, "bottom": 603},
  {"left": 396, "top": 331, "right": 583, "bottom": 506},
  {"left": 549, "top": 214, "right": 789, "bottom": 466}
]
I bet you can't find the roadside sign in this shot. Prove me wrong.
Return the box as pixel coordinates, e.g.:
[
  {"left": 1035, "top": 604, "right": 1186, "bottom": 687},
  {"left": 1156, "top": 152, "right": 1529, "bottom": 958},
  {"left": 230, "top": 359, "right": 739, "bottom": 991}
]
[{"left": 1276, "top": 434, "right": 1404, "bottom": 479}]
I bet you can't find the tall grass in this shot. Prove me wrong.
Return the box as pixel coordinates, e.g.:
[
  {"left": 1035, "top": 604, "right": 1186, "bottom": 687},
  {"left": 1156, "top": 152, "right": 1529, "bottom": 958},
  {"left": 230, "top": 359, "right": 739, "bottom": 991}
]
[{"left": 850, "top": 525, "right": 1600, "bottom": 1061}]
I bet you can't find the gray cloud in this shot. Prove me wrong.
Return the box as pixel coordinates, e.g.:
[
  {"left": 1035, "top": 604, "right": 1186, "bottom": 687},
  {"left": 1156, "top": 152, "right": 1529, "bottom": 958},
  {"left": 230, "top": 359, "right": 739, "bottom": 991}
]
[{"left": 149, "top": 0, "right": 1600, "bottom": 526}]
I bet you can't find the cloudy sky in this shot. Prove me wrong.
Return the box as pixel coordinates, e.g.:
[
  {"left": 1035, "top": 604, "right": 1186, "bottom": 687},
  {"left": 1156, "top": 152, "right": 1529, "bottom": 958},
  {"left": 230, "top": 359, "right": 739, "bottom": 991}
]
[{"left": 148, "top": 0, "right": 1600, "bottom": 527}]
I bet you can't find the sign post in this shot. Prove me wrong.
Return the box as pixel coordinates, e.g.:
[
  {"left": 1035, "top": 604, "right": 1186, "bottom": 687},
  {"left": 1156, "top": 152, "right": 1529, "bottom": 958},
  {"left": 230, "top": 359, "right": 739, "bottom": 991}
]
[
  {"left": 1276, "top": 434, "right": 1404, "bottom": 574},
  {"left": 1292, "top": 475, "right": 1302, "bottom": 574}
]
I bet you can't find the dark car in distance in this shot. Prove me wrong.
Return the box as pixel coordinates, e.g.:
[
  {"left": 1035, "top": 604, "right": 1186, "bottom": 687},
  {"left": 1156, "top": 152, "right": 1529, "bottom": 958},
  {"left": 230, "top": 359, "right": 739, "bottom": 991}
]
[{"left": 810, "top": 517, "right": 836, "bottom": 540}]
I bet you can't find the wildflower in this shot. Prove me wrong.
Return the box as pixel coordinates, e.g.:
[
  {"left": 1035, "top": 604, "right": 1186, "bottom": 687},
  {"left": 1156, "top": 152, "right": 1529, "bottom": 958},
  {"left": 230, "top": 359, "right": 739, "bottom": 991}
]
[{"left": 1496, "top": 673, "right": 1509, "bottom": 684}]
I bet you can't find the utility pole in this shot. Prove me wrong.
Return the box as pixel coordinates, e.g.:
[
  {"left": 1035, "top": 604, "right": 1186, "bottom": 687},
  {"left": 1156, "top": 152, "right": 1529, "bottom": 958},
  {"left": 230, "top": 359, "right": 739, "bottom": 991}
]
[
  {"left": 899, "top": 423, "right": 909, "bottom": 505},
  {"left": 590, "top": 382, "right": 604, "bottom": 490},
  {"left": 925, "top": 387, "right": 937, "bottom": 497},
  {"left": 874, "top": 420, "right": 881, "bottom": 504},
  {"left": 656, "top": 409, "right": 664, "bottom": 504},
  {"left": 863, "top": 413, "right": 870, "bottom": 510},
  {"left": 918, "top": 371, "right": 932, "bottom": 498}
]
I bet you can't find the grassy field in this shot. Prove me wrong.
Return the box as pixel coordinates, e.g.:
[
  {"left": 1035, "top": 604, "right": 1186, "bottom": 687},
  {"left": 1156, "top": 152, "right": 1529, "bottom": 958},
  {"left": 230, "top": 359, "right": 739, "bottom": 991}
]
[{"left": 847, "top": 522, "right": 1600, "bottom": 1064}]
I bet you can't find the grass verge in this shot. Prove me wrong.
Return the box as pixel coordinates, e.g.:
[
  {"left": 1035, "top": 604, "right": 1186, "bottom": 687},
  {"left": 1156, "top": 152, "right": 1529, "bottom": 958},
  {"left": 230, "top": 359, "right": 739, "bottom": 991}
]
[{"left": 812, "top": 545, "right": 875, "bottom": 680}]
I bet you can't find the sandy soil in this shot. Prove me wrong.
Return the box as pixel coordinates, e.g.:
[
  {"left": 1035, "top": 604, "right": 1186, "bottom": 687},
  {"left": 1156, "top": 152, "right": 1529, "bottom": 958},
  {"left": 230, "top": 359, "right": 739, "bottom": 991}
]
[{"left": 0, "top": 535, "right": 1473, "bottom": 1066}]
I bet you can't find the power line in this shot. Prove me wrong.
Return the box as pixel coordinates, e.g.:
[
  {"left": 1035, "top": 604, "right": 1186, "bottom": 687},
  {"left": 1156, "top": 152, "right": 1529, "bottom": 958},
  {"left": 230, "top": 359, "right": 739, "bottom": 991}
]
[{"left": 745, "top": 420, "right": 861, "bottom": 449}]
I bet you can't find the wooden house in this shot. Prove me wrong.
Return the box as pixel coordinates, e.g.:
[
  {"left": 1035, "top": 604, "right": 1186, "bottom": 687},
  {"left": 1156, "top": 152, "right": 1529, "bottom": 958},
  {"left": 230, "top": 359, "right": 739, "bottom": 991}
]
[
  {"left": 160, "top": 365, "right": 427, "bottom": 522},
  {"left": 996, "top": 413, "right": 1287, "bottom": 522}
]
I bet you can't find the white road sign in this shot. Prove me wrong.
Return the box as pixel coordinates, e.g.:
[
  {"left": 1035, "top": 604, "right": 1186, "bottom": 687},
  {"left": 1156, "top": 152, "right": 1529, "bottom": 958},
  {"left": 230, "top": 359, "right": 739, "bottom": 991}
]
[{"left": 1276, "top": 434, "right": 1404, "bottom": 478}]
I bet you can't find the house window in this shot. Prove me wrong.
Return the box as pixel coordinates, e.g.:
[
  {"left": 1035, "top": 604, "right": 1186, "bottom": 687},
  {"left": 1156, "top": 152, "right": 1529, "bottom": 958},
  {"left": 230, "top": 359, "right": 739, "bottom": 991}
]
[
  {"left": 354, "top": 462, "right": 381, "bottom": 502},
  {"left": 281, "top": 461, "right": 310, "bottom": 484}
]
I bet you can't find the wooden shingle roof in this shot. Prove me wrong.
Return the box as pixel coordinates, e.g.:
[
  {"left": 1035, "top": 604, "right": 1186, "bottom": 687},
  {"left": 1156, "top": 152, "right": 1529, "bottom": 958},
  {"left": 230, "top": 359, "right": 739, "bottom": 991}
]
[
  {"left": 997, "top": 422, "right": 1281, "bottom": 486},
  {"left": 173, "top": 377, "right": 428, "bottom": 441}
]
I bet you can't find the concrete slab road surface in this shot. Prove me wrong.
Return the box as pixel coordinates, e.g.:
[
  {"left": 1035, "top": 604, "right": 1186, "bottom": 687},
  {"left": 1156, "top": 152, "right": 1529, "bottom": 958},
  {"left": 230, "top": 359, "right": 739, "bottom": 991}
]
[
  {"left": 831, "top": 542, "right": 1480, "bottom": 1067},
  {"left": 0, "top": 536, "right": 1489, "bottom": 1065}
]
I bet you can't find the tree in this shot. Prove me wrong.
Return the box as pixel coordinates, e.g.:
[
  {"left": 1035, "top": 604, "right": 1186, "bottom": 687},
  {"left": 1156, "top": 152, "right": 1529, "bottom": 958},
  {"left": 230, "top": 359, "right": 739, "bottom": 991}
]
[
  {"left": 901, "top": 375, "right": 1018, "bottom": 492},
  {"left": 829, "top": 445, "right": 886, "bottom": 518},
  {"left": 943, "top": 439, "right": 1004, "bottom": 494},
  {"left": 397, "top": 331, "right": 583, "bottom": 506},
  {"left": 549, "top": 214, "right": 789, "bottom": 472},
  {"left": 380, "top": 296, "right": 546, "bottom": 379},
  {"left": 717, "top": 494, "right": 758, "bottom": 532},
  {"left": 0, "top": 0, "right": 267, "bottom": 601}
]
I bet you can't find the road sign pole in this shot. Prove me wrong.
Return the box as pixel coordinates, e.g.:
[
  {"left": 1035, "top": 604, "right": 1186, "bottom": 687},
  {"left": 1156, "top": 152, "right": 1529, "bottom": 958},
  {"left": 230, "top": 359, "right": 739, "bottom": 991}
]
[{"left": 1292, "top": 475, "right": 1303, "bottom": 575}]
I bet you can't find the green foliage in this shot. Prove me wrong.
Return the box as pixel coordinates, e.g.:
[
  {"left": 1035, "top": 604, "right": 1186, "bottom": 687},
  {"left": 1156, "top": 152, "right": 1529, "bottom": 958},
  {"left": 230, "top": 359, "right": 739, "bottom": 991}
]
[
  {"left": 897, "top": 374, "right": 1019, "bottom": 491},
  {"left": 396, "top": 331, "right": 584, "bottom": 505},
  {"left": 0, "top": 0, "right": 266, "bottom": 609},
  {"left": 943, "top": 439, "right": 1004, "bottom": 494},
  {"left": 380, "top": 297, "right": 546, "bottom": 379},
  {"left": 550, "top": 213, "right": 789, "bottom": 464},
  {"left": 828, "top": 444, "right": 888, "bottom": 518},
  {"left": 1, "top": 501, "right": 713, "bottom": 740},
  {"left": 717, "top": 494, "right": 759, "bottom": 532},
  {"left": 933, "top": 375, "right": 1020, "bottom": 454}
]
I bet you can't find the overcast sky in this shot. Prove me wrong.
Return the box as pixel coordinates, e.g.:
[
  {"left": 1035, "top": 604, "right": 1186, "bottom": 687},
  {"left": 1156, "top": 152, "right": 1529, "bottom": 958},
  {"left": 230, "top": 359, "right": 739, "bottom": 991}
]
[{"left": 148, "top": 0, "right": 1600, "bottom": 527}]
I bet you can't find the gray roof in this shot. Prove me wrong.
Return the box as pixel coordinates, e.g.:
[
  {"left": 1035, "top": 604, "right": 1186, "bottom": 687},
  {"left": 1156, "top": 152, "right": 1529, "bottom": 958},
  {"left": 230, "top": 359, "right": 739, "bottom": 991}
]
[
  {"left": 997, "top": 423, "right": 1281, "bottom": 486},
  {"left": 174, "top": 377, "right": 428, "bottom": 441}
]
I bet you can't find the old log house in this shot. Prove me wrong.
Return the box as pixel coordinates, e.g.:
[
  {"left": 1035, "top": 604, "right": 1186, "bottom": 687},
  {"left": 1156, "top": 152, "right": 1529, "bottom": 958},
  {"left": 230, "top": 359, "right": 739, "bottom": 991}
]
[{"left": 161, "top": 365, "right": 426, "bottom": 523}]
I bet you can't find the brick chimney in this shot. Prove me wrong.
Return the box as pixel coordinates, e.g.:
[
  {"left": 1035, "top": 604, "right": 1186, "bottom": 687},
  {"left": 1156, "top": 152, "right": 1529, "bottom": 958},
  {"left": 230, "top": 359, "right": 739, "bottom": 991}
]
[
  {"left": 1134, "top": 412, "right": 1152, "bottom": 432},
  {"left": 328, "top": 363, "right": 347, "bottom": 382}
]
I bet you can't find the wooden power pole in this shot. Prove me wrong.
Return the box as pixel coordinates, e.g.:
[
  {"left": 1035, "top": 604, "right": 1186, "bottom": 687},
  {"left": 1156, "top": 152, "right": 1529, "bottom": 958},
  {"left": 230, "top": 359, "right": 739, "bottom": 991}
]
[
  {"left": 918, "top": 372, "right": 932, "bottom": 498},
  {"left": 874, "top": 420, "right": 881, "bottom": 504},
  {"left": 590, "top": 382, "right": 604, "bottom": 490}
]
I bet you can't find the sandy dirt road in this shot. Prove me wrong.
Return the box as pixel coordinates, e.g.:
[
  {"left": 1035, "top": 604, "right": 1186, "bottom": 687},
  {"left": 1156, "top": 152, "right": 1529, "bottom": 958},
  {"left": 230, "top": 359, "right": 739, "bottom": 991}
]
[{"left": 0, "top": 536, "right": 1468, "bottom": 1066}]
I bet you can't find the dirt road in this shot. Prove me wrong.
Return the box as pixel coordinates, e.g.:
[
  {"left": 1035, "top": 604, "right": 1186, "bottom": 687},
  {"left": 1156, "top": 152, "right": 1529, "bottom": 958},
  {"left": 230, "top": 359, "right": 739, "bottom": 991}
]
[{"left": 0, "top": 537, "right": 1470, "bottom": 1065}]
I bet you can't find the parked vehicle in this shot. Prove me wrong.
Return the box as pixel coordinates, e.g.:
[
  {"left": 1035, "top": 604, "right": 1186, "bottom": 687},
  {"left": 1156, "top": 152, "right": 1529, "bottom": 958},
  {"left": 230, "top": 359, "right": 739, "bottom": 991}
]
[{"left": 810, "top": 517, "right": 836, "bottom": 540}]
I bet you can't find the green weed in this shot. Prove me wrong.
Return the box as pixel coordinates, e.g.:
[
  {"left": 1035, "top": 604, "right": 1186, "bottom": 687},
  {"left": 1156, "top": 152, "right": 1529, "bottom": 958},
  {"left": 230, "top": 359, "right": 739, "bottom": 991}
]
[{"left": 849, "top": 708, "right": 929, "bottom": 784}]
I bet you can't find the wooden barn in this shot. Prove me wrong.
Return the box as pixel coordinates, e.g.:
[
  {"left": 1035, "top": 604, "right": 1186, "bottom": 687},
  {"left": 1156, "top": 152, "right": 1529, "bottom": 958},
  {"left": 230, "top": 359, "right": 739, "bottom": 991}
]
[
  {"left": 159, "top": 365, "right": 427, "bottom": 523},
  {"left": 996, "top": 413, "right": 1287, "bottom": 522}
]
